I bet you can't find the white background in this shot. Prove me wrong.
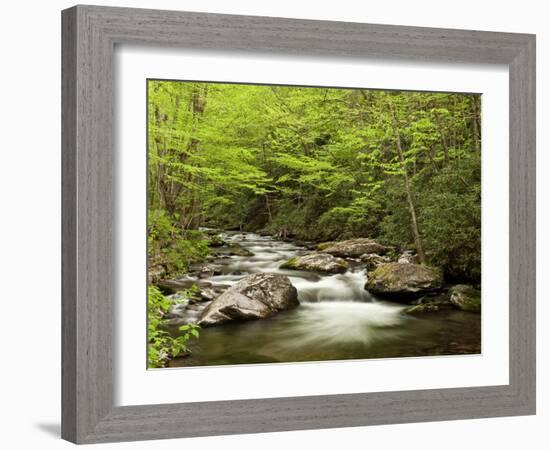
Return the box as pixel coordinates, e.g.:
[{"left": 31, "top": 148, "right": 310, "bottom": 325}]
[
  {"left": 116, "top": 47, "right": 509, "bottom": 406},
  {"left": 0, "top": 0, "right": 546, "bottom": 449}
]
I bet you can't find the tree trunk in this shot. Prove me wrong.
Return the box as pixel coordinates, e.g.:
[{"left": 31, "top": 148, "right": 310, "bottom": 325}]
[
  {"left": 265, "top": 195, "right": 273, "bottom": 224},
  {"left": 387, "top": 98, "right": 427, "bottom": 264},
  {"left": 180, "top": 84, "right": 208, "bottom": 230},
  {"left": 153, "top": 102, "right": 174, "bottom": 215}
]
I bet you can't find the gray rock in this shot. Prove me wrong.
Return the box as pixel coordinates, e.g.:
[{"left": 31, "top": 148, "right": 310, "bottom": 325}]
[
  {"left": 157, "top": 279, "right": 211, "bottom": 294},
  {"left": 404, "top": 302, "right": 449, "bottom": 314},
  {"left": 360, "top": 253, "right": 392, "bottom": 270},
  {"left": 207, "top": 234, "right": 226, "bottom": 247},
  {"left": 320, "top": 238, "right": 387, "bottom": 258},
  {"left": 212, "top": 243, "right": 254, "bottom": 257},
  {"left": 198, "top": 273, "right": 299, "bottom": 327},
  {"left": 280, "top": 252, "right": 349, "bottom": 274},
  {"left": 449, "top": 284, "right": 481, "bottom": 313},
  {"left": 365, "top": 263, "right": 443, "bottom": 302},
  {"left": 403, "top": 294, "right": 454, "bottom": 314},
  {"left": 197, "top": 264, "right": 222, "bottom": 279},
  {"left": 397, "top": 250, "right": 419, "bottom": 264},
  {"left": 199, "top": 287, "right": 218, "bottom": 302}
]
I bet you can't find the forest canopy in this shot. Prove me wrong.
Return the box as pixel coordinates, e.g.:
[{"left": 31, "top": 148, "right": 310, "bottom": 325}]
[{"left": 148, "top": 80, "right": 481, "bottom": 282}]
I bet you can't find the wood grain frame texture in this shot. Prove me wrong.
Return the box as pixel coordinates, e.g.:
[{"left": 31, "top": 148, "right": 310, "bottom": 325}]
[{"left": 61, "top": 4, "right": 536, "bottom": 444}]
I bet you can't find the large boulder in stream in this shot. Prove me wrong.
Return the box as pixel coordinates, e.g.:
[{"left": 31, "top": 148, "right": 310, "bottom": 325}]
[
  {"left": 449, "top": 284, "right": 481, "bottom": 313},
  {"left": 280, "top": 252, "right": 349, "bottom": 274},
  {"left": 206, "top": 234, "right": 226, "bottom": 247},
  {"left": 360, "top": 253, "right": 392, "bottom": 270},
  {"left": 365, "top": 263, "right": 443, "bottom": 302},
  {"left": 397, "top": 250, "right": 419, "bottom": 264},
  {"left": 198, "top": 273, "right": 299, "bottom": 327},
  {"left": 320, "top": 238, "right": 387, "bottom": 258}
]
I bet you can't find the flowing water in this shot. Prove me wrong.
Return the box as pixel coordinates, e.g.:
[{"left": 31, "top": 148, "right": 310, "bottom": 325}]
[{"left": 168, "top": 231, "right": 480, "bottom": 367}]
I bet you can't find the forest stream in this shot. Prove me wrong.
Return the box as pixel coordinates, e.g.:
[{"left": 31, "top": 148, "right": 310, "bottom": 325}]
[{"left": 166, "top": 231, "right": 481, "bottom": 367}]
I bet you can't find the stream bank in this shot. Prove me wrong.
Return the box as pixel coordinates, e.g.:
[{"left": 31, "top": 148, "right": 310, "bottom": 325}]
[{"left": 154, "top": 230, "right": 481, "bottom": 367}]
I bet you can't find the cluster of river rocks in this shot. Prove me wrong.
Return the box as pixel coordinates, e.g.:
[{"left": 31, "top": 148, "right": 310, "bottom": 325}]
[
  {"left": 280, "top": 237, "right": 480, "bottom": 314},
  {"left": 160, "top": 236, "right": 481, "bottom": 328}
]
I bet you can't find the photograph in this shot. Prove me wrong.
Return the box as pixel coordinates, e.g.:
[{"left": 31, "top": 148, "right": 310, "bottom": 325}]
[
  {"left": 146, "top": 80, "right": 482, "bottom": 368},
  {"left": 1, "top": 0, "right": 541, "bottom": 447}
]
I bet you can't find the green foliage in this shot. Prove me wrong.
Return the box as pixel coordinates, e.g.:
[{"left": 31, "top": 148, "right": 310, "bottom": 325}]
[
  {"left": 147, "top": 285, "right": 201, "bottom": 368},
  {"left": 148, "top": 209, "right": 210, "bottom": 276},
  {"left": 163, "top": 231, "right": 210, "bottom": 274},
  {"left": 148, "top": 81, "right": 482, "bottom": 281},
  {"left": 418, "top": 158, "right": 481, "bottom": 280}
]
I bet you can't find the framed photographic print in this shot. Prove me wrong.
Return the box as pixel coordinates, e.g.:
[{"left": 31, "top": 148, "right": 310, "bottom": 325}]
[{"left": 62, "top": 4, "right": 536, "bottom": 444}]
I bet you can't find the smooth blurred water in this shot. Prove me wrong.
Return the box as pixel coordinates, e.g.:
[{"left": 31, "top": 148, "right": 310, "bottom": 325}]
[{"left": 168, "top": 231, "right": 481, "bottom": 367}]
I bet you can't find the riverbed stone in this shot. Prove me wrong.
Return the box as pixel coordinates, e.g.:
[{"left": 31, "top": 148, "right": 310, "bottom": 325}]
[
  {"left": 320, "top": 238, "right": 387, "bottom": 258},
  {"left": 449, "top": 284, "right": 481, "bottom": 313},
  {"left": 211, "top": 243, "right": 254, "bottom": 257},
  {"left": 365, "top": 263, "right": 443, "bottom": 302},
  {"left": 280, "top": 252, "right": 349, "bottom": 274},
  {"left": 316, "top": 241, "right": 336, "bottom": 251},
  {"left": 404, "top": 302, "right": 446, "bottom": 314},
  {"left": 197, "top": 264, "right": 223, "bottom": 279},
  {"left": 198, "top": 287, "right": 218, "bottom": 302},
  {"left": 360, "top": 253, "right": 392, "bottom": 270},
  {"left": 207, "top": 234, "right": 226, "bottom": 247},
  {"left": 198, "top": 273, "right": 299, "bottom": 326},
  {"left": 397, "top": 250, "right": 419, "bottom": 264},
  {"left": 403, "top": 293, "right": 454, "bottom": 314},
  {"left": 157, "top": 279, "right": 212, "bottom": 294}
]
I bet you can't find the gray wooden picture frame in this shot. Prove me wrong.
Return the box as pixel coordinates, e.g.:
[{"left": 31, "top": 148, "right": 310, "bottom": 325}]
[{"left": 61, "top": 4, "right": 536, "bottom": 444}]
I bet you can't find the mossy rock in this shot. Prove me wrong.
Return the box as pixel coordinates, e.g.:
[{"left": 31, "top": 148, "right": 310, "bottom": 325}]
[
  {"left": 207, "top": 235, "right": 226, "bottom": 247},
  {"left": 212, "top": 243, "right": 254, "bottom": 257},
  {"left": 365, "top": 263, "right": 443, "bottom": 302},
  {"left": 360, "top": 253, "right": 391, "bottom": 270},
  {"left": 226, "top": 244, "right": 254, "bottom": 256},
  {"left": 280, "top": 257, "right": 298, "bottom": 269},
  {"left": 280, "top": 253, "right": 348, "bottom": 274},
  {"left": 449, "top": 285, "right": 481, "bottom": 313},
  {"left": 316, "top": 242, "right": 336, "bottom": 251},
  {"left": 404, "top": 303, "right": 444, "bottom": 314},
  {"left": 403, "top": 295, "right": 454, "bottom": 314},
  {"left": 320, "top": 238, "right": 387, "bottom": 258}
]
